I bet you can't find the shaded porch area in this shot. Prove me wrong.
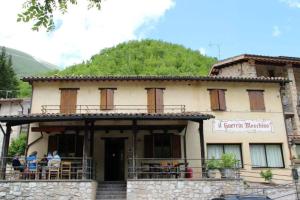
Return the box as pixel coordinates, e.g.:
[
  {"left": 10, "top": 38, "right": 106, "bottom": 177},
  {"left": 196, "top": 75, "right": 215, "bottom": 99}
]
[{"left": 0, "top": 112, "right": 215, "bottom": 181}]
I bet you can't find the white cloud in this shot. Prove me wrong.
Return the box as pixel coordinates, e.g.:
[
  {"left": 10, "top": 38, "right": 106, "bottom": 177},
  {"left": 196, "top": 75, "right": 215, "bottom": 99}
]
[
  {"left": 280, "top": 0, "right": 300, "bottom": 8},
  {"left": 198, "top": 48, "right": 206, "bottom": 55},
  {"left": 0, "top": 0, "right": 175, "bottom": 67},
  {"left": 272, "top": 26, "right": 282, "bottom": 37}
]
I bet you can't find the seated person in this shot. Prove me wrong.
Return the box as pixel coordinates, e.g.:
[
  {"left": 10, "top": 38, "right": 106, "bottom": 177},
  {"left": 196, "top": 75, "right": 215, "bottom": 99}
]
[
  {"left": 48, "top": 150, "right": 61, "bottom": 168},
  {"left": 12, "top": 154, "right": 24, "bottom": 172},
  {"left": 40, "top": 154, "right": 48, "bottom": 167},
  {"left": 27, "top": 151, "right": 38, "bottom": 172}
]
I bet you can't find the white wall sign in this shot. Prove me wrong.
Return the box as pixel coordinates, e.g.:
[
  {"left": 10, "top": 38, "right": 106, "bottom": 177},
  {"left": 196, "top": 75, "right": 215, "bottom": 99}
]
[{"left": 213, "top": 120, "right": 273, "bottom": 133}]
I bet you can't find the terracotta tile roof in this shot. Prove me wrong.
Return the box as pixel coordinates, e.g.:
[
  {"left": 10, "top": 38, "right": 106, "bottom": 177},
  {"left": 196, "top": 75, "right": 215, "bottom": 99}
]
[
  {"left": 0, "top": 112, "right": 214, "bottom": 124},
  {"left": 212, "top": 54, "right": 300, "bottom": 69},
  {"left": 0, "top": 98, "right": 24, "bottom": 103},
  {"left": 21, "top": 75, "right": 289, "bottom": 83}
]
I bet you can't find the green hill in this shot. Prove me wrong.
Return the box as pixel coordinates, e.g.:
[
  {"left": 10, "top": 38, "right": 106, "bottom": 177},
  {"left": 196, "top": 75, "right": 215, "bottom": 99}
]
[
  {"left": 54, "top": 40, "right": 216, "bottom": 76},
  {"left": 1, "top": 47, "right": 58, "bottom": 77}
]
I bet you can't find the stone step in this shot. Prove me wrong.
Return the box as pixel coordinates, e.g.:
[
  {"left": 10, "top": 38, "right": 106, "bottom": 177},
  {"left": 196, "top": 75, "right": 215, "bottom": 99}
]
[
  {"left": 96, "top": 194, "right": 127, "bottom": 199},
  {"left": 97, "top": 191, "right": 126, "bottom": 195}
]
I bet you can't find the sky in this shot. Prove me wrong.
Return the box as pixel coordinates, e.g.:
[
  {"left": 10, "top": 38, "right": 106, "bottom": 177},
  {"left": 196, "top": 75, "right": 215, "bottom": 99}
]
[{"left": 0, "top": 0, "right": 300, "bottom": 68}]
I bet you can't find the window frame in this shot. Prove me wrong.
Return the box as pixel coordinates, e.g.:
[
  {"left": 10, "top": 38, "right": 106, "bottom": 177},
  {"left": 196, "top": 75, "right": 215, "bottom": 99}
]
[
  {"left": 250, "top": 143, "right": 285, "bottom": 168},
  {"left": 99, "top": 88, "right": 117, "bottom": 110},
  {"left": 208, "top": 89, "right": 227, "bottom": 111},
  {"left": 207, "top": 143, "right": 243, "bottom": 167},
  {"left": 247, "top": 89, "right": 266, "bottom": 112},
  {"left": 145, "top": 88, "right": 165, "bottom": 113}
]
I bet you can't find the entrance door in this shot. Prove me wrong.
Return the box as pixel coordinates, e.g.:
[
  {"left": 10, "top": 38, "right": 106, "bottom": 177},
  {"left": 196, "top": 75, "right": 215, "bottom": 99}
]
[{"left": 104, "top": 138, "right": 125, "bottom": 181}]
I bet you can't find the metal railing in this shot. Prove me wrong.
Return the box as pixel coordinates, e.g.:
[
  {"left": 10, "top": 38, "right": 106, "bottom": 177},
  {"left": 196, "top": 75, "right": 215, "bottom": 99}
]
[
  {"left": 0, "top": 157, "right": 93, "bottom": 181},
  {"left": 127, "top": 158, "right": 240, "bottom": 179},
  {"left": 41, "top": 105, "right": 186, "bottom": 114}
]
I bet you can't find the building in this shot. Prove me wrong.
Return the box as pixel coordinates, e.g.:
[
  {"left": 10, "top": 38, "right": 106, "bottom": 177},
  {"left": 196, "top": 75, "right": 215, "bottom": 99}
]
[
  {"left": 210, "top": 54, "right": 300, "bottom": 163},
  {"left": 0, "top": 98, "right": 30, "bottom": 155},
  {"left": 0, "top": 75, "right": 294, "bottom": 199}
]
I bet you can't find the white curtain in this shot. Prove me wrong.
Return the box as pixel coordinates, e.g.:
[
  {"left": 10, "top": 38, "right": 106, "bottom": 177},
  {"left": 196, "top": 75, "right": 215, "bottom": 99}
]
[
  {"left": 224, "top": 145, "right": 242, "bottom": 167},
  {"left": 207, "top": 145, "right": 223, "bottom": 159},
  {"left": 250, "top": 145, "right": 267, "bottom": 167},
  {"left": 266, "top": 145, "right": 283, "bottom": 167}
]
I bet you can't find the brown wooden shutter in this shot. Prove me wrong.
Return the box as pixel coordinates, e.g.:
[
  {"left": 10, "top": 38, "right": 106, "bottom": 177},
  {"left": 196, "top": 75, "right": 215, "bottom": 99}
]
[
  {"left": 155, "top": 89, "right": 164, "bottom": 113},
  {"left": 60, "top": 89, "right": 77, "bottom": 114},
  {"left": 106, "top": 89, "right": 114, "bottom": 110},
  {"left": 144, "top": 135, "right": 153, "bottom": 158},
  {"left": 172, "top": 135, "right": 181, "bottom": 158},
  {"left": 210, "top": 90, "right": 219, "bottom": 111},
  {"left": 100, "top": 89, "right": 107, "bottom": 110},
  {"left": 48, "top": 135, "right": 58, "bottom": 153},
  {"left": 218, "top": 90, "right": 226, "bottom": 111},
  {"left": 248, "top": 90, "right": 265, "bottom": 111},
  {"left": 147, "top": 89, "right": 156, "bottom": 113}
]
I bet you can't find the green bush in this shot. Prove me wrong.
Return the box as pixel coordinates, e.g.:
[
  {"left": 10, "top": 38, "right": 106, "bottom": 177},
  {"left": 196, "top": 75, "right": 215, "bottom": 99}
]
[
  {"left": 220, "top": 153, "right": 238, "bottom": 169},
  {"left": 260, "top": 169, "right": 273, "bottom": 182},
  {"left": 207, "top": 157, "right": 221, "bottom": 170},
  {"left": 8, "top": 133, "right": 27, "bottom": 157}
]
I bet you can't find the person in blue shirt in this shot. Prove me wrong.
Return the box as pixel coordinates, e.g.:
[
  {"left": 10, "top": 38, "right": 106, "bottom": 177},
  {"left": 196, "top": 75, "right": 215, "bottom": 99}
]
[{"left": 27, "top": 151, "right": 37, "bottom": 171}]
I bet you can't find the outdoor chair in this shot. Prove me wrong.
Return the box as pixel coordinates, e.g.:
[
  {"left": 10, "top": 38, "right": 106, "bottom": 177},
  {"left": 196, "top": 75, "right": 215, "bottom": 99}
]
[
  {"left": 48, "top": 160, "right": 60, "bottom": 180},
  {"left": 160, "top": 161, "right": 170, "bottom": 178},
  {"left": 60, "top": 161, "right": 72, "bottom": 179}
]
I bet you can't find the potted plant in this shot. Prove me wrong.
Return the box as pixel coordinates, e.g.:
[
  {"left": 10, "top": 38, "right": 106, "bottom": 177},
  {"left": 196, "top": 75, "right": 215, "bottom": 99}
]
[
  {"left": 206, "top": 157, "right": 221, "bottom": 178},
  {"left": 220, "top": 153, "right": 238, "bottom": 178},
  {"left": 260, "top": 169, "right": 273, "bottom": 183}
]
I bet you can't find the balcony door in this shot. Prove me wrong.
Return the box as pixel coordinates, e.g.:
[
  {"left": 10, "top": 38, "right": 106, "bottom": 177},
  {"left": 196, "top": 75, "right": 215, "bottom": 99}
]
[
  {"left": 60, "top": 88, "right": 78, "bottom": 114},
  {"left": 147, "top": 88, "right": 164, "bottom": 113}
]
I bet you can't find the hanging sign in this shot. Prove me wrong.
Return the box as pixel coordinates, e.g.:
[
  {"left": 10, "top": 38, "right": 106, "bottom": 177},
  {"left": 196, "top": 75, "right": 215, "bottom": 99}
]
[{"left": 213, "top": 119, "right": 273, "bottom": 133}]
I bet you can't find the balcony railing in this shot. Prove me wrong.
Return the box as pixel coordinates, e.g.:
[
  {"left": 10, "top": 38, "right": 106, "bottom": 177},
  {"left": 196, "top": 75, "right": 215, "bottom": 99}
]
[
  {"left": 128, "top": 158, "right": 240, "bottom": 180},
  {"left": 41, "top": 105, "right": 186, "bottom": 114}
]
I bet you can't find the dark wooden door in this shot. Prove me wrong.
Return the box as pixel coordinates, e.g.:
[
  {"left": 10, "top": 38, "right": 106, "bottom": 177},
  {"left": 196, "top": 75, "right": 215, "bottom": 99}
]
[{"left": 104, "top": 138, "right": 125, "bottom": 181}]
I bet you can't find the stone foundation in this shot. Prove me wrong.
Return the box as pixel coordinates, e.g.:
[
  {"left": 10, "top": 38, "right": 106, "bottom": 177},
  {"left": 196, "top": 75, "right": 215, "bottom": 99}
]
[
  {"left": 0, "top": 180, "right": 97, "bottom": 200},
  {"left": 127, "top": 179, "right": 244, "bottom": 200}
]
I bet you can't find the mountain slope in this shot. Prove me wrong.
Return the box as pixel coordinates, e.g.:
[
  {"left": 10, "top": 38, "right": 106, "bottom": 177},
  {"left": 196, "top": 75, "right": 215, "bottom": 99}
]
[
  {"left": 54, "top": 40, "right": 217, "bottom": 76},
  {"left": 1, "top": 47, "right": 58, "bottom": 77}
]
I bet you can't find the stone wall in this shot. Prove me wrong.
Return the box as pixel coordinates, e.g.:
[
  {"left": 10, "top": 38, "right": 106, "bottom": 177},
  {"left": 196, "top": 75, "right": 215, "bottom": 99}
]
[
  {"left": 218, "top": 62, "right": 257, "bottom": 77},
  {"left": 0, "top": 180, "right": 97, "bottom": 200},
  {"left": 127, "top": 179, "right": 244, "bottom": 200}
]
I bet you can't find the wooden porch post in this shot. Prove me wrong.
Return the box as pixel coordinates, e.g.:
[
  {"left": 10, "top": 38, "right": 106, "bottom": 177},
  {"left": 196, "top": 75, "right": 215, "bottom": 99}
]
[
  {"left": 198, "top": 120, "right": 206, "bottom": 177},
  {"left": 1, "top": 124, "right": 11, "bottom": 179},
  {"left": 132, "top": 120, "right": 137, "bottom": 179},
  {"left": 183, "top": 126, "right": 188, "bottom": 176},
  {"left": 83, "top": 121, "right": 90, "bottom": 179}
]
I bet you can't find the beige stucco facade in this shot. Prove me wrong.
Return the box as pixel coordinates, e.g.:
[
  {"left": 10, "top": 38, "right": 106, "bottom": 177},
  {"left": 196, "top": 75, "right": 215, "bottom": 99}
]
[{"left": 26, "top": 79, "right": 291, "bottom": 183}]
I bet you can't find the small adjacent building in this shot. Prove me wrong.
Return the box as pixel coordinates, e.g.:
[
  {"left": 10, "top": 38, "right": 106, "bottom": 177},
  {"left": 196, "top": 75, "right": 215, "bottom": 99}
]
[{"left": 0, "top": 98, "right": 30, "bottom": 155}]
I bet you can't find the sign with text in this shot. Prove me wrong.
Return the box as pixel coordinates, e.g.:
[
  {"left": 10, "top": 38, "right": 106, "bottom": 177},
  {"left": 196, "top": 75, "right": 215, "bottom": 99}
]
[{"left": 213, "top": 120, "right": 273, "bottom": 133}]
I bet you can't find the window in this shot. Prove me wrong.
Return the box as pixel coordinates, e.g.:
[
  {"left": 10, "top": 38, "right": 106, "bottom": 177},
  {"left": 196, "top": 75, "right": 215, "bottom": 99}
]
[
  {"left": 147, "top": 88, "right": 164, "bottom": 113},
  {"left": 100, "top": 88, "right": 115, "bottom": 110},
  {"left": 209, "top": 89, "right": 226, "bottom": 111},
  {"left": 295, "top": 144, "right": 300, "bottom": 159},
  {"left": 48, "top": 134, "right": 83, "bottom": 157},
  {"left": 207, "top": 144, "right": 242, "bottom": 166},
  {"left": 250, "top": 144, "right": 284, "bottom": 168},
  {"left": 248, "top": 90, "right": 265, "bottom": 111},
  {"left": 144, "top": 134, "right": 181, "bottom": 158},
  {"left": 60, "top": 88, "right": 78, "bottom": 114}
]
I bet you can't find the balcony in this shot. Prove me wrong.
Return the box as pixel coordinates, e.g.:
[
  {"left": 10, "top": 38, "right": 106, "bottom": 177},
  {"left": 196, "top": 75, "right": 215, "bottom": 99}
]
[{"left": 41, "top": 105, "right": 186, "bottom": 114}]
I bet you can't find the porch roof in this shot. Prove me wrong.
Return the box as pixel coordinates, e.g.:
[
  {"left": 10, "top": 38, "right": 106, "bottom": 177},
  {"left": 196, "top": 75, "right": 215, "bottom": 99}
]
[{"left": 0, "top": 112, "right": 214, "bottom": 126}]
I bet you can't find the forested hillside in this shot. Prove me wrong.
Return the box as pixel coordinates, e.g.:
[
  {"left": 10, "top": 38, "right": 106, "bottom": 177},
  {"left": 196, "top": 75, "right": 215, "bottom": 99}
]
[
  {"left": 52, "top": 40, "right": 216, "bottom": 76},
  {"left": 0, "top": 47, "right": 58, "bottom": 77}
]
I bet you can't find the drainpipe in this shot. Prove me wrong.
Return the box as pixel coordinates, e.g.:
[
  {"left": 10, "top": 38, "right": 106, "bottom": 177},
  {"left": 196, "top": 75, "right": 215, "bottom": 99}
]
[{"left": 25, "top": 132, "right": 43, "bottom": 157}]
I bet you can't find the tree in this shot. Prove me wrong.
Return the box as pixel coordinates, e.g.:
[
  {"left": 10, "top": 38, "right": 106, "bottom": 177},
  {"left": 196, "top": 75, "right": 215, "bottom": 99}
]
[
  {"left": 52, "top": 39, "right": 217, "bottom": 76},
  {"left": 8, "top": 133, "right": 27, "bottom": 157},
  {"left": 17, "top": 0, "right": 102, "bottom": 31},
  {"left": 0, "top": 47, "right": 19, "bottom": 98}
]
